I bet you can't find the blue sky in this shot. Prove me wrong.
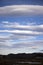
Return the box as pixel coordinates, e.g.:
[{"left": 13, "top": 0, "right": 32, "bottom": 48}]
[{"left": 0, "top": 0, "right": 43, "bottom": 55}]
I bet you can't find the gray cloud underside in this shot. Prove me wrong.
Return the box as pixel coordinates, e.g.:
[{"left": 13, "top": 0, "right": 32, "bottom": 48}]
[{"left": 0, "top": 5, "right": 43, "bottom": 16}]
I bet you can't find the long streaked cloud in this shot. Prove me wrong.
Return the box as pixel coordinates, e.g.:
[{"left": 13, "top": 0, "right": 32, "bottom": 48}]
[
  {"left": 0, "top": 5, "right": 43, "bottom": 16},
  {"left": 0, "top": 30, "right": 43, "bottom": 35}
]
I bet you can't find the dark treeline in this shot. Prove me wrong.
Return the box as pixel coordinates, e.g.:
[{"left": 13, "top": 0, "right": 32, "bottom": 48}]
[{"left": 0, "top": 53, "right": 43, "bottom": 65}]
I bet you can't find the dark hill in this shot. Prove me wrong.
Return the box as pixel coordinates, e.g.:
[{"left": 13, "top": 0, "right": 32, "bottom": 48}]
[{"left": 0, "top": 53, "right": 43, "bottom": 65}]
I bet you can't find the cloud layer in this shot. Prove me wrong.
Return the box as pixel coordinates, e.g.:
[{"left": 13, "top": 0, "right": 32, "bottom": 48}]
[
  {"left": 0, "top": 21, "right": 43, "bottom": 49},
  {"left": 0, "top": 21, "right": 43, "bottom": 54}
]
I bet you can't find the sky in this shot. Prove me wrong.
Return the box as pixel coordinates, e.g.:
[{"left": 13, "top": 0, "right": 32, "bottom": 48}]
[{"left": 0, "top": 0, "right": 43, "bottom": 55}]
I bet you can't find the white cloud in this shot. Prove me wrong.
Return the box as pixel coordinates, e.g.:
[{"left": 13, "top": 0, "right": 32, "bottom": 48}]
[
  {"left": 0, "top": 5, "right": 43, "bottom": 16},
  {"left": 0, "top": 30, "right": 43, "bottom": 35}
]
